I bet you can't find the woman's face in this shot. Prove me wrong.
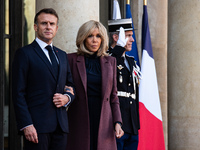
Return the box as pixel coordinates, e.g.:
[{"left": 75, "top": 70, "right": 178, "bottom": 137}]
[{"left": 85, "top": 28, "right": 102, "bottom": 52}]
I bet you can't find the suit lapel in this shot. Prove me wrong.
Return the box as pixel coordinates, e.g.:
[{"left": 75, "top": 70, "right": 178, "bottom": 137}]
[
  {"left": 32, "top": 40, "right": 57, "bottom": 81},
  {"left": 54, "top": 46, "right": 62, "bottom": 82},
  {"left": 126, "top": 56, "right": 135, "bottom": 73},
  {"left": 100, "top": 56, "right": 109, "bottom": 100},
  {"left": 77, "top": 55, "right": 87, "bottom": 93}
]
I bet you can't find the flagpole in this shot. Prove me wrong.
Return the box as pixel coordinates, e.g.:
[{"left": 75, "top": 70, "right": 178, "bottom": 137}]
[
  {"left": 144, "top": 0, "right": 147, "bottom": 5},
  {"left": 126, "top": 0, "right": 130, "bottom": 4}
]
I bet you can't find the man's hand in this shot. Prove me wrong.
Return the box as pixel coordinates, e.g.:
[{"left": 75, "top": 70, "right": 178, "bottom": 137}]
[
  {"left": 117, "top": 27, "right": 129, "bottom": 47},
  {"left": 23, "top": 125, "right": 38, "bottom": 143},
  {"left": 64, "top": 86, "right": 74, "bottom": 95},
  {"left": 53, "top": 93, "right": 69, "bottom": 108},
  {"left": 115, "top": 123, "right": 124, "bottom": 139}
]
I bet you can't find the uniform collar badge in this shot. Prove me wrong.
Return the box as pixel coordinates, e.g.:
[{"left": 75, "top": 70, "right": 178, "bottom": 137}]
[{"left": 117, "top": 65, "right": 124, "bottom": 70}]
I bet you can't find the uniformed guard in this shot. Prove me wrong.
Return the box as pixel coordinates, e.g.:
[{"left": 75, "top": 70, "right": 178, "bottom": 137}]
[{"left": 107, "top": 18, "right": 141, "bottom": 150}]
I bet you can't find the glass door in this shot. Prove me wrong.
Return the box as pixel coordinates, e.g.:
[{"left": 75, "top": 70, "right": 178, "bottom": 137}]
[{"left": 0, "top": 0, "right": 35, "bottom": 149}]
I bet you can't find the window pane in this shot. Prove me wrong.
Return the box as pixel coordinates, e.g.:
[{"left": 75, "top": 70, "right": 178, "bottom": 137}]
[
  {"left": 5, "top": 0, "right": 9, "bottom": 35},
  {"left": 24, "top": 0, "right": 36, "bottom": 45},
  {"left": 4, "top": 0, "right": 9, "bottom": 149}
]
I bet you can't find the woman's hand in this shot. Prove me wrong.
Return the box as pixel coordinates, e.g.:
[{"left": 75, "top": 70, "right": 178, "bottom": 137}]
[
  {"left": 64, "top": 85, "right": 74, "bottom": 95},
  {"left": 115, "top": 123, "right": 124, "bottom": 139}
]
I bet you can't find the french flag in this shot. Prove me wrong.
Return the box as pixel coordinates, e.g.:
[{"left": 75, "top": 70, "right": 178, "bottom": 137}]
[{"left": 138, "top": 3, "right": 165, "bottom": 150}]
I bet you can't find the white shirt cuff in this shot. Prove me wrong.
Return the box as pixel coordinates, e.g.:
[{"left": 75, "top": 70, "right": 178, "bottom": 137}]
[{"left": 20, "top": 124, "right": 33, "bottom": 131}]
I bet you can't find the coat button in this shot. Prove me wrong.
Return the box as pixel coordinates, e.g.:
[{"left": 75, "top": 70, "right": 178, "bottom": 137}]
[
  {"left": 128, "top": 83, "right": 131, "bottom": 86},
  {"left": 130, "top": 101, "right": 132, "bottom": 104}
]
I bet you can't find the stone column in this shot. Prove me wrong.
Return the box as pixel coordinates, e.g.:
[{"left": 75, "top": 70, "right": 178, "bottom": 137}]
[
  {"left": 168, "top": 0, "right": 200, "bottom": 149},
  {"left": 36, "top": 0, "right": 99, "bottom": 53}
]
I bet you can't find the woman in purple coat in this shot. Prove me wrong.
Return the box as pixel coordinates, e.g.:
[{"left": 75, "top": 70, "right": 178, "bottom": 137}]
[{"left": 66, "top": 20, "right": 124, "bottom": 150}]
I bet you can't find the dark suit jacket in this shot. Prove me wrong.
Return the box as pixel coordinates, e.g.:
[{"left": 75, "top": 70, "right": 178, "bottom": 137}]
[
  {"left": 66, "top": 53, "right": 122, "bottom": 150},
  {"left": 12, "top": 40, "right": 75, "bottom": 133}
]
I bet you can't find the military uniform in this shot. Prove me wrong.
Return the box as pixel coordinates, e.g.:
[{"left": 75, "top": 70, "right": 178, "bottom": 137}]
[
  {"left": 108, "top": 45, "right": 140, "bottom": 135},
  {"left": 108, "top": 18, "right": 141, "bottom": 150}
]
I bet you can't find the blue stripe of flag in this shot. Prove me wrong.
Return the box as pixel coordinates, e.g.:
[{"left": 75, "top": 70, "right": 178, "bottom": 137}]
[
  {"left": 142, "top": 5, "right": 154, "bottom": 58},
  {"left": 125, "top": 3, "right": 140, "bottom": 67}
]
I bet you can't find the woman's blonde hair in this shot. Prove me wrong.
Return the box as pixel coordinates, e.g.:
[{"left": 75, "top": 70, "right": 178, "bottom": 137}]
[{"left": 76, "top": 20, "right": 108, "bottom": 56}]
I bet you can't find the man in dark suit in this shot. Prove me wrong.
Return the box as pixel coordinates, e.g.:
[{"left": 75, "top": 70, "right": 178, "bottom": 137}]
[
  {"left": 107, "top": 19, "right": 141, "bottom": 150},
  {"left": 12, "top": 8, "right": 75, "bottom": 150}
]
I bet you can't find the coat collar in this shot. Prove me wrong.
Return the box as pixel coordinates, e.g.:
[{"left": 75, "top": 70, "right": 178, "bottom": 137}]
[
  {"left": 100, "top": 56, "right": 110, "bottom": 100},
  {"left": 76, "top": 55, "right": 87, "bottom": 93}
]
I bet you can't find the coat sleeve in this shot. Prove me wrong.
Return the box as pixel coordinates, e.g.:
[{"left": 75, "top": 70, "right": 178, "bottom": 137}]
[
  {"left": 109, "top": 45, "right": 126, "bottom": 59},
  {"left": 64, "top": 53, "right": 75, "bottom": 105},
  {"left": 12, "top": 49, "right": 33, "bottom": 130},
  {"left": 110, "top": 58, "right": 122, "bottom": 124}
]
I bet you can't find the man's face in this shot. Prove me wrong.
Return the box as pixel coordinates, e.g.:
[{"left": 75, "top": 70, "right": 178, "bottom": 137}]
[
  {"left": 125, "top": 30, "right": 134, "bottom": 51},
  {"left": 34, "top": 13, "right": 58, "bottom": 44}
]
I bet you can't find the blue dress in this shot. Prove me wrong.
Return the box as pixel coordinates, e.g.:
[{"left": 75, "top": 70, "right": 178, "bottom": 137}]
[{"left": 85, "top": 54, "right": 102, "bottom": 150}]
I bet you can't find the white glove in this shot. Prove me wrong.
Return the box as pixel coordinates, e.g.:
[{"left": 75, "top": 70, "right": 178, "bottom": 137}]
[{"left": 117, "top": 27, "right": 128, "bottom": 47}]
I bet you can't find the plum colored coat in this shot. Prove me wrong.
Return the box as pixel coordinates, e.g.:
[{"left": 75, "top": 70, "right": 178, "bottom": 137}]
[{"left": 67, "top": 53, "right": 122, "bottom": 150}]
